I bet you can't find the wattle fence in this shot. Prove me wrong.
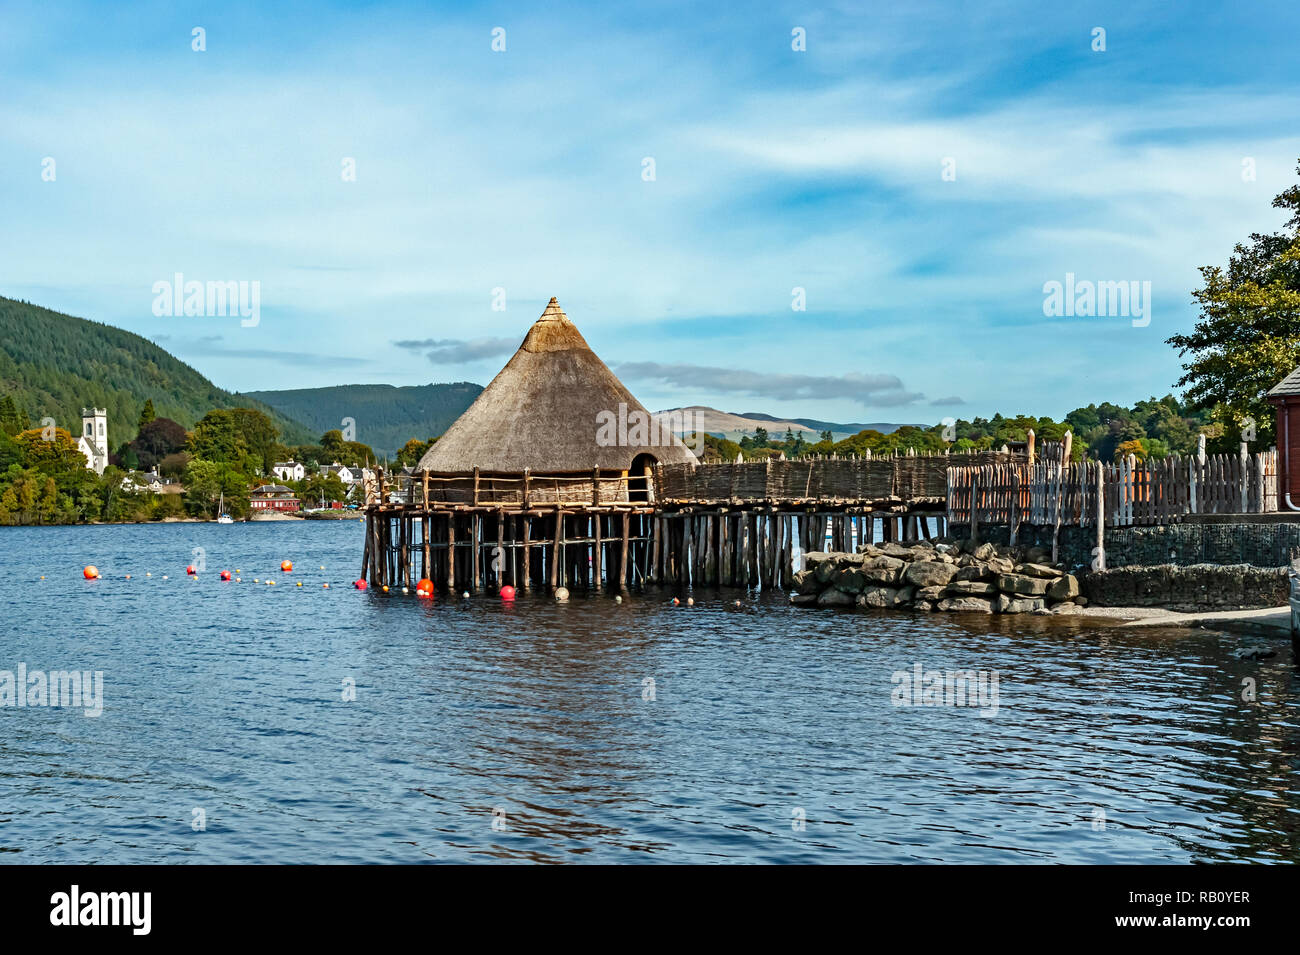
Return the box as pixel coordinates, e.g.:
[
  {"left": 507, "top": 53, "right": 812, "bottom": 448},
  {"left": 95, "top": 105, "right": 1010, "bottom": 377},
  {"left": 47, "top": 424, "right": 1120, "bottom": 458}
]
[{"left": 946, "top": 451, "right": 1278, "bottom": 530}]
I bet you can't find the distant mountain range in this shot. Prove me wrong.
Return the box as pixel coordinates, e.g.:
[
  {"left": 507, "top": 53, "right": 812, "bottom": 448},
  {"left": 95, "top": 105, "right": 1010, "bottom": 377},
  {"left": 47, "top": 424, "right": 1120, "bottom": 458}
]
[
  {"left": 248, "top": 382, "right": 482, "bottom": 456},
  {"left": 0, "top": 295, "right": 916, "bottom": 456},
  {"left": 652, "top": 406, "right": 920, "bottom": 442},
  {"left": 0, "top": 296, "right": 315, "bottom": 445}
]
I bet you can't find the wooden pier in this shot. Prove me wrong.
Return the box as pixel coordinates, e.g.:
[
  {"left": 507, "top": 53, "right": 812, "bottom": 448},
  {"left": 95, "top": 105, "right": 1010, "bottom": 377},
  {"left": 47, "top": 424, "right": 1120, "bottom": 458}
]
[{"left": 360, "top": 451, "right": 1016, "bottom": 592}]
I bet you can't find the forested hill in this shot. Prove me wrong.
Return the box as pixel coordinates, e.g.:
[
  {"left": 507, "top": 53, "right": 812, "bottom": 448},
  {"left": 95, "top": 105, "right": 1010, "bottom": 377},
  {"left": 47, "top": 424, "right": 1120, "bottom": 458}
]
[
  {"left": 0, "top": 296, "right": 314, "bottom": 443},
  {"left": 246, "top": 382, "right": 483, "bottom": 456}
]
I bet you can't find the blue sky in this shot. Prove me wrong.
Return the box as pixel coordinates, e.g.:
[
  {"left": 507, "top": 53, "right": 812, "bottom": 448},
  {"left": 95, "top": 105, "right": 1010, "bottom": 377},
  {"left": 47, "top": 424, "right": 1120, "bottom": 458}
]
[{"left": 3, "top": 0, "right": 1300, "bottom": 426}]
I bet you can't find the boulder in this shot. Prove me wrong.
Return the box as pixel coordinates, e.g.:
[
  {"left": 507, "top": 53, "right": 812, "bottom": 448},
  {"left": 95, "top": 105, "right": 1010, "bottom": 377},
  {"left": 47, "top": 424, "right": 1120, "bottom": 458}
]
[
  {"left": 879, "top": 543, "right": 914, "bottom": 560},
  {"left": 997, "top": 573, "right": 1050, "bottom": 597},
  {"left": 986, "top": 557, "right": 1016, "bottom": 575},
  {"left": 916, "top": 585, "right": 945, "bottom": 602},
  {"left": 792, "top": 569, "right": 820, "bottom": 595},
  {"left": 789, "top": 593, "right": 819, "bottom": 606},
  {"left": 1075, "top": 596, "right": 1089, "bottom": 607},
  {"left": 996, "top": 594, "right": 1046, "bottom": 614},
  {"left": 952, "top": 564, "right": 992, "bottom": 583},
  {"left": 938, "top": 596, "right": 994, "bottom": 613},
  {"left": 945, "top": 580, "right": 998, "bottom": 597},
  {"left": 857, "top": 585, "right": 913, "bottom": 609},
  {"left": 914, "top": 600, "right": 934, "bottom": 612},
  {"left": 861, "top": 556, "right": 906, "bottom": 585},
  {"left": 1017, "top": 562, "right": 1063, "bottom": 579},
  {"left": 1046, "top": 574, "right": 1080, "bottom": 601},
  {"left": 905, "top": 561, "right": 959, "bottom": 588},
  {"left": 972, "top": 543, "right": 996, "bottom": 561},
  {"left": 817, "top": 588, "right": 855, "bottom": 607},
  {"left": 832, "top": 566, "right": 871, "bottom": 594},
  {"left": 1051, "top": 601, "right": 1082, "bottom": 615}
]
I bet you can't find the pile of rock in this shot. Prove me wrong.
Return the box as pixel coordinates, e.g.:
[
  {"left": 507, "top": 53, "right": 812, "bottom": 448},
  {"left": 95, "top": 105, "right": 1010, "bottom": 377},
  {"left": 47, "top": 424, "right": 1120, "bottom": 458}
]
[{"left": 790, "top": 539, "right": 1083, "bottom": 615}]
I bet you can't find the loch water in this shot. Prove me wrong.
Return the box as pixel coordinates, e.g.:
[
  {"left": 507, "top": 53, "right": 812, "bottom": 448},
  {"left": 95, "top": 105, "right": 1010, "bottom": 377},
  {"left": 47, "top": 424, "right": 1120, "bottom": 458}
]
[{"left": 1, "top": 521, "right": 1296, "bottom": 863}]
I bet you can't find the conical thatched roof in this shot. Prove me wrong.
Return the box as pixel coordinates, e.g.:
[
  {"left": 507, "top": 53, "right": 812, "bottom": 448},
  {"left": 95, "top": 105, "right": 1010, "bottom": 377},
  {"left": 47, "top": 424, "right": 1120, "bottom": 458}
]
[{"left": 417, "top": 298, "right": 698, "bottom": 473}]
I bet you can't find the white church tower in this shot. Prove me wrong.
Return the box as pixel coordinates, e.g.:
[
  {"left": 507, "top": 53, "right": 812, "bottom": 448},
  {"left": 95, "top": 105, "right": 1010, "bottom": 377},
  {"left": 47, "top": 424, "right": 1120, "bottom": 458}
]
[{"left": 80, "top": 407, "right": 108, "bottom": 475}]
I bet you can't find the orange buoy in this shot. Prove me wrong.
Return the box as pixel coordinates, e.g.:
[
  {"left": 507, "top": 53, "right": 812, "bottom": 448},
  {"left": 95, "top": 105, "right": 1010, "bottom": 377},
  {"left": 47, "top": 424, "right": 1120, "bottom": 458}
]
[
  {"left": 220, "top": 570, "right": 232, "bottom": 581},
  {"left": 500, "top": 585, "right": 516, "bottom": 600},
  {"left": 83, "top": 565, "right": 100, "bottom": 579},
  {"left": 353, "top": 579, "right": 367, "bottom": 590},
  {"left": 186, "top": 565, "right": 196, "bottom": 576},
  {"left": 416, "top": 578, "right": 434, "bottom": 598},
  {"left": 280, "top": 560, "right": 293, "bottom": 572}
]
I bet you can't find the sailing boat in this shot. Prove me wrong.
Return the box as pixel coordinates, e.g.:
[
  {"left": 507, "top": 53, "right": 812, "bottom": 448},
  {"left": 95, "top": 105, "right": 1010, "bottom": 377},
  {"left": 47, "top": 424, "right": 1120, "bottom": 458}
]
[{"left": 217, "top": 491, "right": 234, "bottom": 524}]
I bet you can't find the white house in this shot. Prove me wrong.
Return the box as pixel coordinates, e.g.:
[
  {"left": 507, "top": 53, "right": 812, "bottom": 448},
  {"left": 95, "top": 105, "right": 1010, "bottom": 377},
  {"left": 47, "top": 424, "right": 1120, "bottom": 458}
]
[
  {"left": 80, "top": 407, "right": 108, "bottom": 475},
  {"left": 272, "top": 460, "right": 305, "bottom": 482},
  {"left": 319, "top": 462, "right": 357, "bottom": 484}
]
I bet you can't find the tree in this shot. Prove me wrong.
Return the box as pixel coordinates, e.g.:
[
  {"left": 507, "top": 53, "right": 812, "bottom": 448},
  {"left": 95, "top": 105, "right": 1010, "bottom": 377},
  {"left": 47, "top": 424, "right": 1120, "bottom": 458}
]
[
  {"left": 0, "top": 395, "right": 28, "bottom": 436},
  {"left": 1168, "top": 160, "right": 1300, "bottom": 447},
  {"left": 299, "top": 472, "right": 348, "bottom": 506},
  {"left": 131, "top": 416, "right": 188, "bottom": 469},
  {"left": 753, "top": 427, "right": 769, "bottom": 446},
  {"left": 395, "top": 438, "right": 431, "bottom": 467},
  {"left": 138, "top": 399, "right": 156, "bottom": 430},
  {"left": 14, "top": 427, "right": 86, "bottom": 473}
]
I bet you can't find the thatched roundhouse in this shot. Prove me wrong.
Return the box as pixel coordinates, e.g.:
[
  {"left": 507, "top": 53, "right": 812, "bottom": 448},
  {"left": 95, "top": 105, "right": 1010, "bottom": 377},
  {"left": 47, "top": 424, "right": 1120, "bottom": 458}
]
[{"left": 416, "top": 298, "right": 697, "bottom": 504}]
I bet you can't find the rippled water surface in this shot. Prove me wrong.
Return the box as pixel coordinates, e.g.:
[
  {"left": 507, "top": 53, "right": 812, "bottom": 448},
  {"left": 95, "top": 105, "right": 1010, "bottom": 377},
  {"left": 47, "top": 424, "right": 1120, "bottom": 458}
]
[{"left": 1, "top": 521, "right": 1297, "bottom": 863}]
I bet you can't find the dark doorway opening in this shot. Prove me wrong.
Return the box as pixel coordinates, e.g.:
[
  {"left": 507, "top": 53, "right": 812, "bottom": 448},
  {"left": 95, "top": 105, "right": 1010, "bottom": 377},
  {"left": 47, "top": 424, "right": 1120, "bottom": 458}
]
[{"left": 629, "top": 453, "right": 658, "bottom": 503}]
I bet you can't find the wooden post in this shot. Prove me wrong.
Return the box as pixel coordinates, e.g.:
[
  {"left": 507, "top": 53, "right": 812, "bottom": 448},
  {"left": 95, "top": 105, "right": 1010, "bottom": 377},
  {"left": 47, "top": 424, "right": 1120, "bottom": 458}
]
[
  {"left": 1052, "top": 431, "right": 1072, "bottom": 564},
  {"left": 620, "top": 512, "right": 630, "bottom": 592},
  {"left": 496, "top": 513, "right": 505, "bottom": 589},
  {"left": 471, "top": 514, "right": 481, "bottom": 593},
  {"left": 593, "top": 512, "right": 603, "bottom": 589},
  {"left": 1095, "top": 460, "right": 1105, "bottom": 570},
  {"left": 522, "top": 517, "right": 532, "bottom": 591},
  {"left": 550, "top": 513, "right": 562, "bottom": 590}
]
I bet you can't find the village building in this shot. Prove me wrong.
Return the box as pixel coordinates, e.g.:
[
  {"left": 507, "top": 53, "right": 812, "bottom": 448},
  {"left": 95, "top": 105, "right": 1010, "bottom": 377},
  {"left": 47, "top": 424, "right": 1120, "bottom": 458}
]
[
  {"left": 272, "top": 460, "right": 306, "bottom": 482},
  {"left": 250, "top": 483, "right": 301, "bottom": 513},
  {"left": 79, "top": 407, "right": 108, "bottom": 475},
  {"left": 319, "top": 462, "right": 358, "bottom": 484},
  {"left": 1267, "top": 367, "right": 1300, "bottom": 507}
]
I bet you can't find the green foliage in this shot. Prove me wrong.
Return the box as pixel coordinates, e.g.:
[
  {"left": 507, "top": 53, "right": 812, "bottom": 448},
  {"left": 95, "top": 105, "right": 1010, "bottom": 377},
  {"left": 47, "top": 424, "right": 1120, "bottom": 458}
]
[
  {"left": 395, "top": 438, "right": 431, "bottom": 467},
  {"left": 318, "top": 429, "right": 376, "bottom": 467},
  {"left": 297, "top": 471, "right": 348, "bottom": 506},
  {"left": 246, "top": 382, "right": 481, "bottom": 456},
  {"left": 1167, "top": 160, "right": 1300, "bottom": 449},
  {"left": 0, "top": 394, "right": 28, "bottom": 436},
  {"left": 0, "top": 296, "right": 313, "bottom": 443},
  {"left": 187, "top": 407, "right": 281, "bottom": 475}
]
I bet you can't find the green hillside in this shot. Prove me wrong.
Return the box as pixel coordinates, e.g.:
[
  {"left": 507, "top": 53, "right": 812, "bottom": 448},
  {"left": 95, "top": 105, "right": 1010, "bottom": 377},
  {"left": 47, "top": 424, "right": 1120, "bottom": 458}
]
[
  {"left": 247, "top": 382, "right": 483, "bottom": 456},
  {"left": 0, "top": 296, "right": 314, "bottom": 444}
]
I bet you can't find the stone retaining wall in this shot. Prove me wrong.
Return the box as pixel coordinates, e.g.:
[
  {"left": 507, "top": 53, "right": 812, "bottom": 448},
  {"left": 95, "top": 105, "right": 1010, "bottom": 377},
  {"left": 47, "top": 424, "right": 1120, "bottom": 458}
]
[
  {"left": 949, "top": 522, "right": 1300, "bottom": 570},
  {"left": 1081, "top": 564, "right": 1287, "bottom": 611}
]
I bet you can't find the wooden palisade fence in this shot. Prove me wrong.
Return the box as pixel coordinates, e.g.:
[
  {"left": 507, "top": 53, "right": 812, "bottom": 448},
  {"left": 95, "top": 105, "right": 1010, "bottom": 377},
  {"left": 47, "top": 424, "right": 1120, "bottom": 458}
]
[{"left": 947, "top": 448, "right": 1278, "bottom": 534}]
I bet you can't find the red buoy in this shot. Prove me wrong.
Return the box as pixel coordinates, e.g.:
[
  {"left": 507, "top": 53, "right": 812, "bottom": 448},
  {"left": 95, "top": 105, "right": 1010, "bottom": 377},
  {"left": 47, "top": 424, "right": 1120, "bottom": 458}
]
[
  {"left": 220, "top": 570, "right": 232, "bottom": 581},
  {"left": 186, "top": 565, "right": 196, "bottom": 576},
  {"left": 83, "top": 565, "right": 100, "bottom": 579},
  {"left": 353, "top": 579, "right": 367, "bottom": 590},
  {"left": 416, "top": 578, "right": 434, "bottom": 598},
  {"left": 500, "top": 585, "right": 516, "bottom": 600},
  {"left": 281, "top": 560, "right": 293, "bottom": 572}
]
